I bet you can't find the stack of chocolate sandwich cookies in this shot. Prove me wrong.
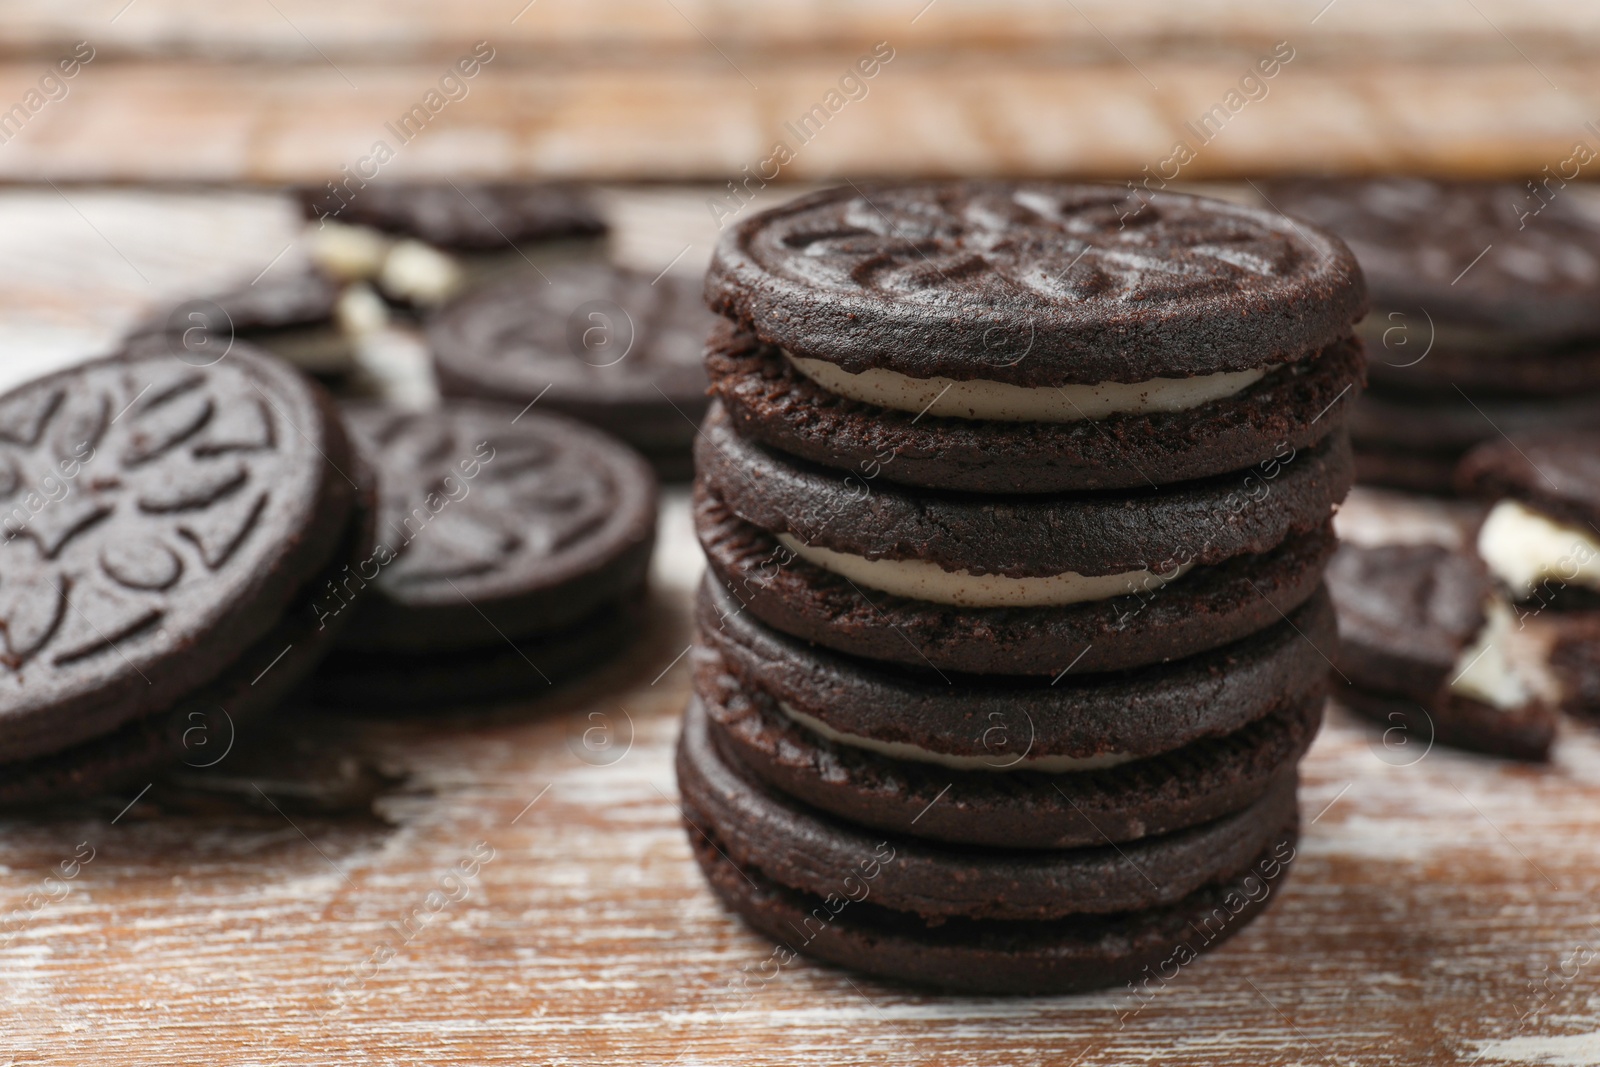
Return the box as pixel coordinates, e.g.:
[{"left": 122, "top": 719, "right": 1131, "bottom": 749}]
[
  {"left": 680, "top": 183, "right": 1365, "bottom": 993},
  {"left": 0, "top": 341, "right": 373, "bottom": 804},
  {"left": 1262, "top": 179, "right": 1600, "bottom": 493},
  {"left": 309, "top": 401, "right": 657, "bottom": 709}
]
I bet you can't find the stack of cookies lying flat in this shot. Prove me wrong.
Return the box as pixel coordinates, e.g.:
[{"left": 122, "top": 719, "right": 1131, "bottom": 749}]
[{"left": 679, "top": 182, "right": 1366, "bottom": 993}]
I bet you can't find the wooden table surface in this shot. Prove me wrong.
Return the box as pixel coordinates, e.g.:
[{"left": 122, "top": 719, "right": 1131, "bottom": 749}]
[
  {"left": 3, "top": 187, "right": 1600, "bottom": 1067},
  {"left": 3, "top": 1, "right": 1600, "bottom": 181}
]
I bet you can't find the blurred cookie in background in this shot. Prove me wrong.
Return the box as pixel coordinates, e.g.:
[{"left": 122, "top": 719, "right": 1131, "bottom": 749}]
[
  {"left": 125, "top": 268, "right": 382, "bottom": 383},
  {"left": 1261, "top": 178, "right": 1600, "bottom": 493},
  {"left": 308, "top": 401, "right": 657, "bottom": 710},
  {"left": 298, "top": 182, "right": 609, "bottom": 309},
  {"left": 429, "top": 264, "right": 715, "bottom": 480}
]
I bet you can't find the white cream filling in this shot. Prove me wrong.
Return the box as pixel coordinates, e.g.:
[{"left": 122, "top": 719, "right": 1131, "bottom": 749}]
[
  {"left": 1477, "top": 499, "right": 1600, "bottom": 598},
  {"left": 783, "top": 351, "right": 1266, "bottom": 423},
  {"left": 778, "top": 700, "right": 1134, "bottom": 773},
  {"left": 776, "top": 534, "right": 1192, "bottom": 608},
  {"left": 1448, "top": 597, "right": 1561, "bottom": 711}
]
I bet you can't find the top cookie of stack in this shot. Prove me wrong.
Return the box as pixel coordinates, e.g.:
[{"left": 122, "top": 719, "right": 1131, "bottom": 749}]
[
  {"left": 706, "top": 181, "right": 1365, "bottom": 494},
  {"left": 682, "top": 182, "right": 1366, "bottom": 994}
]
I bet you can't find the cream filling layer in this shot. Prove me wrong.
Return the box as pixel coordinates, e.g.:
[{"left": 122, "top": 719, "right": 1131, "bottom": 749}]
[
  {"left": 1448, "top": 598, "right": 1561, "bottom": 711},
  {"left": 1477, "top": 498, "right": 1600, "bottom": 598},
  {"left": 777, "top": 700, "right": 1135, "bottom": 773},
  {"left": 776, "top": 534, "right": 1192, "bottom": 608},
  {"left": 784, "top": 351, "right": 1267, "bottom": 423}
]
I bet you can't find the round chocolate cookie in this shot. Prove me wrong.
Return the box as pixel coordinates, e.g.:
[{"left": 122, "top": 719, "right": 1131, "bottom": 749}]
[
  {"left": 685, "top": 797, "right": 1299, "bottom": 995},
  {"left": 430, "top": 265, "right": 717, "bottom": 477},
  {"left": 299, "top": 182, "right": 606, "bottom": 249},
  {"left": 699, "top": 400, "right": 1352, "bottom": 578},
  {"left": 691, "top": 645, "right": 1325, "bottom": 849},
  {"left": 1327, "top": 543, "right": 1556, "bottom": 761},
  {"left": 699, "top": 578, "right": 1333, "bottom": 765},
  {"left": 708, "top": 182, "right": 1364, "bottom": 385},
  {"left": 0, "top": 342, "right": 364, "bottom": 770},
  {"left": 1261, "top": 178, "right": 1600, "bottom": 344},
  {"left": 128, "top": 270, "right": 352, "bottom": 376},
  {"left": 1456, "top": 429, "right": 1600, "bottom": 534},
  {"left": 1, "top": 459, "right": 375, "bottom": 804},
  {"left": 706, "top": 322, "right": 1364, "bottom": 494},
  {"left": 678, "top": 694, "right": 1299, "bottom": 920},
  {"left": 333, "top": 402, "right": 656, "bottom": 654},
  {"left": 696, "top": 481, "right": 1336, "bottom": 676}
]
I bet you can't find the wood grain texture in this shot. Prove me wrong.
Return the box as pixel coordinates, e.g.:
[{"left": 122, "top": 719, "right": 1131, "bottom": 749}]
[
  {"left": 0, "top": 1, "right": 1596, "bottom": 180},
  {"left": 1, "top": 186, "right": 1600, "bottom": 1066}
]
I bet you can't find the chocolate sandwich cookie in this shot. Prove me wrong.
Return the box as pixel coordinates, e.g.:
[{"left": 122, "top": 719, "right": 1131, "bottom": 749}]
[
  {"left": 1327, "top": 543, "right": 1557, "bottom": 760},
  {"left": 701, "top": 400, "right": 1352, "bottom": 582},
  {"left": 299, "top": 182, "right": 606, "bottom": 250},
  {"left": 705, "top": 182, "right": 1365, "bottom": 493},
  {"left": 129, "top": 270, "right": 362, "bottom": 379},
  {"left": 687, "top": 814, "right": 1297, "bottom": 995},
  {"left": 700, "top": 576, "right": 1332, "bottom": 771},
  {"left": 430, "top": 265, "right": 717, "bottom": 479},
  {"left": 696, "top": 481, "right": 1336, "bottom": 677},
  {"left": 679, "top": 694, "right": 1299, "bottom": 920},
  {"left": 310, "top": 401, "right": 656, "bottom": 706},
  {"left": 0, "top": 341, "right": 370, "bottom": 801},
  {"left": 708, "top": 321, "right": 1366, "bottom": 495},
  {"left": 691, "top": 630, "right": 1324, "bottom": 849}
]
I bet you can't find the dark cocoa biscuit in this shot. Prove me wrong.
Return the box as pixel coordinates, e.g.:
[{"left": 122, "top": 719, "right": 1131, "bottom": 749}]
[
  {"left": 1354, "top": 385, "right": 1600, "bottom": 454},
  {"left": 126, "top": 271, "right": 351, "bottom": 376},
  {"left": 685, "top": 803, "right": 1298, "bottom": 995},
  {"left": 708, "top": 182, "right": 1365, "bottom": 385},
  {"left": 678, "top": 695, "right": 1299, "bottom": 920},
  {"left": 334, "top": 402, "right": 656, "bottom": 653},
  {"left": 691, "top": 661, "right": 1324, "bottom": 849},
  {"left": 706, "top": 321, "right": 1365, "bottom": 494},
  {"left": 298, "top": 183, "right": 606, "bottom": 249},
  {"left": 1261, "top": 178, "right": 1600, "bottom": 340},
  {"left": 1361, "top": 321, "right": 1600, "bottom": 397},
  {"left": 430, "top": 265, "right": 716, "bottom": 469},
  {"left": 1456, "top": 430, "right": 1600, "bottom": 534},
  {"left": 309, "top": 593, "right": 646, "bottom": 710},
  {"left": 1352, "top": 444, "right": 1461, "bottom": 495},
  {"left": 0, "top": 342, "right": 360, "bottom": 764},
  {"left": 1327, "top": 543, "right": 1490, "bottom": 703},
  {"left": 698, "top": 577, "right": 1334, "bottom": 763},
  {"left": 0, "top": 460, "right": 376, "bottom": 804},
  {"left": 699, "top": 400, "right": 1352, "bottom": 577},
  {"left": 1332, "top": 681, "right": 1555, "bottom": 763},
  {"left": 695, "top": 482, "right": 1337, "bottom": 676}
]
